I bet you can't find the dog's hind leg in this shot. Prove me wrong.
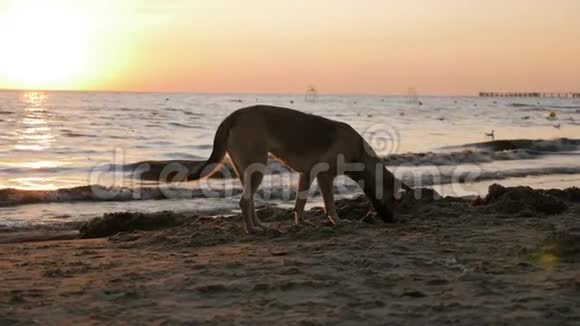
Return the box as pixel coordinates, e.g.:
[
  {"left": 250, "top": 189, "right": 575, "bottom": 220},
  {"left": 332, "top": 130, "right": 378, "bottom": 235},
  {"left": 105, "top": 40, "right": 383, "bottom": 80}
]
[
  {"left": 231, "top": 166, "right": 256, "bottom": 234},
  {"left": 294, "top": 173, "right": 313, "bottom": 225},
  {"left": 317, "top": 172, "right": 341, "bottom": 225},
  {"left": 229, "top": 147, "right": 268, "bottom": 234},
  {"left": 246, "top": 168, "right": 269, "bottom": 230}
]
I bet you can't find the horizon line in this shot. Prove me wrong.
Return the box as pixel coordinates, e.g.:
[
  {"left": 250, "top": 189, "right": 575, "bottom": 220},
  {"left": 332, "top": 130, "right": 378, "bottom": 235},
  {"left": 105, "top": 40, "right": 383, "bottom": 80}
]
[
  {"left": 0, "top": 88, "right": 474, "bottom": 97},
  {"left": 0, "top": 88, "right": 507, "bottom": 98},
  {"left": 1, "top": 88, "right": 579, "bottom": 98}
]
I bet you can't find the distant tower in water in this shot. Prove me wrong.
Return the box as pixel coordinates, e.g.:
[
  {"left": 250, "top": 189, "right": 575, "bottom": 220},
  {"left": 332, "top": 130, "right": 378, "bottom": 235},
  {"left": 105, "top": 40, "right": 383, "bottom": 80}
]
[
  {"left": 407, "top": 87, "right": 423, "bottom": 107},
  {"left": 305, "top": 85, "right": 319, "bottom": 102}
]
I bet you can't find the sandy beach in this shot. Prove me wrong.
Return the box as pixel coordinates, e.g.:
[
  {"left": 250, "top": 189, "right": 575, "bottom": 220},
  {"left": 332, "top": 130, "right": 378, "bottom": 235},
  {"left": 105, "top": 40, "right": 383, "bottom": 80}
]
[
  {"left": 2, "top": 0, "right": 579, "bottom": 324},
  {"left": 1, "top": 186, "right": 579, "bottom": 325}
]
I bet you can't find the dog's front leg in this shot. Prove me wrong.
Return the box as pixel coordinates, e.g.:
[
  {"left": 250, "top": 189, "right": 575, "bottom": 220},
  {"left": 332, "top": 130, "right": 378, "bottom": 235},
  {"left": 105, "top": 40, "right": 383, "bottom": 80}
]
[
  {"left": 294, "top": 173, "right": 312, "bottom": 225},
  {"left": 317, "top": 172, "right": 342, "bottom": 225},
  {"left": 239, "top": 195, "right": 260, "bottom": 234},
  {"left": 240, "top": 195, "right": 275, "bottom": 233}
]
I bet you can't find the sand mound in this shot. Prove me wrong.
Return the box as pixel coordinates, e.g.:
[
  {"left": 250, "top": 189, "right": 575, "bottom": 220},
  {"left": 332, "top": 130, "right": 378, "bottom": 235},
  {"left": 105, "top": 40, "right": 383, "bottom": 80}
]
[
  {"left": 104, "top": 192, "right": 455, "bottom": 249},
  {"left": 109, "top": 214, "right": 246, "bottom": 248},
  {"left": 544, "top": 187, "right": 580, "bottom": 203},
  {"left": 79, "top": 196, "right": 380, "bottom": 244},
  {"left": 106, "top": 197, "right": 387, "bottom": 249},
  {"left": 395, "top": 187, "right": 470, "bottom": 220},
  {"left": 109, "top": 213, "right": 366, "bottom": 249},
  {"left": 79, "top": 185, "right": 570, "bottom": 249},
  {"left": 474, "top": 184, "right": 568, "bottom": 216},
  {"left": 79, "top": 211, "right": 193, "bottom": 238},
  {"left": 79, "top": 190, "right": 449, "bottom": 247}
]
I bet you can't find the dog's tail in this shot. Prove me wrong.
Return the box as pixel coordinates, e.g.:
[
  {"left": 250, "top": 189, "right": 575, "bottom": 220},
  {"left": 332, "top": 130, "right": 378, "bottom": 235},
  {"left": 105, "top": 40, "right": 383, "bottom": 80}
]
[{"left": 187, "top": 114, "right": 234, "bottom": 181}]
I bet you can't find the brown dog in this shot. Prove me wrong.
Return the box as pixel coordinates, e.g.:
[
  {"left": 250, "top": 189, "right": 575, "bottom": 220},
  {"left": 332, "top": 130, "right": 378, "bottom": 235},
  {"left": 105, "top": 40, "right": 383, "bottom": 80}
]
[{"left": 189, "top": 105, "right": 409, "bottom": 234}]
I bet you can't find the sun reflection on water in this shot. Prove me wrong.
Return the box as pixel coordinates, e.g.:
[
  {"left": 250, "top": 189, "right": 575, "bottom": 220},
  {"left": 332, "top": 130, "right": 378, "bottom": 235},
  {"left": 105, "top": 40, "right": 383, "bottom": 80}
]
[
  {"left": 9, "top": 177, "right": 59, "bottom": 190},
  {"left": 0, "top": 91, "right": 61, "bottom": 189},
  {"left": 20, "top": 160, "right": 63, "bottom": 169},
  {"left": 13, "top": 91, "right": 55, "bottom": 151}
]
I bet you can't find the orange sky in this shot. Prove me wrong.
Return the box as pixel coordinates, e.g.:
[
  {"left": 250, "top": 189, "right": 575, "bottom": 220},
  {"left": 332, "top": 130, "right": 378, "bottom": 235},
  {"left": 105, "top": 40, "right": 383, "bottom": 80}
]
[{"left": 0, "top": 0, "right": 579, "bottom": 95}]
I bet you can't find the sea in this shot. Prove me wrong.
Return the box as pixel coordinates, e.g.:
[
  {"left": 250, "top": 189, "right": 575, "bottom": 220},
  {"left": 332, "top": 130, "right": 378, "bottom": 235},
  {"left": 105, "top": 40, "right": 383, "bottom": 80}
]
[{"left": 1, "top": 90, "right": 579, "bottom": 228}]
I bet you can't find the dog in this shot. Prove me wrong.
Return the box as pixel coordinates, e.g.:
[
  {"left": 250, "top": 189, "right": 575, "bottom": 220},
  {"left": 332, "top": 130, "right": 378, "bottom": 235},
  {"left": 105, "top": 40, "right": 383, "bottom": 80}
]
[{"left": 188, "top": 105, "right": 410, "bottom": 234}]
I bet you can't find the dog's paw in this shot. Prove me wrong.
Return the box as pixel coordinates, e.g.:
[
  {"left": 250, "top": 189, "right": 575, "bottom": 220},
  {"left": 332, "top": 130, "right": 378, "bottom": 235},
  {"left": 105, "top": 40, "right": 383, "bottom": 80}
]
[
  {"left": 327, "top": 216, "right": 351, "bottom": 226},
  {"left": 265, "top": 228, "right": 283, "bottom": 236},
  {"left": 244, "top": 227, "right": 261, "bottom": 235},
  {"left": 295, "top": 219, "right": 315, "bottom": 227},
  {"left": 255, "top": 222, "right": 274, "bottom": 231}
]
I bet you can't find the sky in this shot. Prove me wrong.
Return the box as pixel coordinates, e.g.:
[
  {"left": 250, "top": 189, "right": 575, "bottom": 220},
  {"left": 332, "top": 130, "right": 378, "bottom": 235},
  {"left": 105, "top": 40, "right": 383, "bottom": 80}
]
[{"left": 0, "top": 0, "right": 579, "bottom": 95}]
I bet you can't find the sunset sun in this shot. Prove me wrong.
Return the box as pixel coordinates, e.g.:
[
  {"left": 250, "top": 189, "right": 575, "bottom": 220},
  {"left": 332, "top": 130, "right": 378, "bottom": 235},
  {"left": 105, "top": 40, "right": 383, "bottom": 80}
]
[{"left": 0, "top": 1, "right": 99, "bottom": 90}]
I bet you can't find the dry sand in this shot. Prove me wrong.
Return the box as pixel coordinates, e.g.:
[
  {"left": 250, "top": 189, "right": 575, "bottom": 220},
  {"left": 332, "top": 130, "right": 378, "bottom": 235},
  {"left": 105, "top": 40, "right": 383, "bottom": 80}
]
[{"left": 1, "top": 186, "right": 580, "bottom": 325}]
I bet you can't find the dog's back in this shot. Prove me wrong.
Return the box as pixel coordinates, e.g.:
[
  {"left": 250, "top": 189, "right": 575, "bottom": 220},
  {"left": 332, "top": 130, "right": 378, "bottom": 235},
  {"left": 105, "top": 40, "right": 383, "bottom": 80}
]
[{"left": 228, "top": 106, "right": 364, "bottom": 172}]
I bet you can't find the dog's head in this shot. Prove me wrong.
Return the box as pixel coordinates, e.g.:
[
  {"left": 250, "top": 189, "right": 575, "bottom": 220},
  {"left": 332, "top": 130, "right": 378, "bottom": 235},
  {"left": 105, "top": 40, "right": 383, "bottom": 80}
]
[
  {"left": 369, "top": 193, "right": 396, "bottom": 222},
  {"left": 346, "top": 164, "right": 399, "bottom": 223},
  {"left": 374, "top": 166, "right": 399, "bottom": 222}
]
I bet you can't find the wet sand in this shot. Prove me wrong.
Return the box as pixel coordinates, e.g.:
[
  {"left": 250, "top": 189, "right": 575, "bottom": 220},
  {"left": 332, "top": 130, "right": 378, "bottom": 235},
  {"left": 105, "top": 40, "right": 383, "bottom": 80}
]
[{"left": 1, "top": 188, "right": 580, "bottom": 325}]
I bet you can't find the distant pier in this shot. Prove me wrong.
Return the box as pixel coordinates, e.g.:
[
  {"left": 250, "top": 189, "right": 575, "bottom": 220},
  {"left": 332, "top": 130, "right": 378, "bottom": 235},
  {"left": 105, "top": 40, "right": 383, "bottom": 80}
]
[{"left": 479, "top": 92, "right": 580, "bottom": 98}]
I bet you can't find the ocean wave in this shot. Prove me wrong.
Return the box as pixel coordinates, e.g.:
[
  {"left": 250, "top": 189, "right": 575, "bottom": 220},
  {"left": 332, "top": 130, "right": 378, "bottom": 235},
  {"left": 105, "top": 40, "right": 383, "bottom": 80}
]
[
  {"left": 183, "top": 111, "right": 203, "bottom": 117},
  {"left": 115, "top": 159, "right": 288, "bottom": 181},
  {"left": 401, "top": 166, "right": 580, "bottom": 186},
  {"left": 506, "top": 103, "right": 580, "bottom": 110},
  {"left": 192, "top": 144, "right": 213, "bottom": 150},
  {"left": 444, "top": 138, "right": 580, "bottom": 153},
  {"left": 168, "top": 122, "right": 198, "bottom": 129},
  {"left": 509, "top": 103, "right": 537, "bottom": 108},
  {"left": 0, "top": 180, "right": 362, "bottom": 208},
  {"left": 386, "top": 138, "right": 580, "bottom": 166},
  {"left": 117, "top": 160, "right": 205, "bottom": 181},
  {"left": 163, "top": 152, "right": 206, "bottom": 160},
  {"left": 0, "top": 166, "right": 87, "bottom": 174},
  {"left": 61, "top": 131, "right": 97, "bottom": 138},
  {"left": 0, "top": 185, "right": 234, "bottom": 207},
  {"left": 112, "top": 138, "right": 580, "bottom": 183},
  {"left": 547, "top": 105, "right": 580, "bottom": 110},
  {"left": 519, "top": 107, "right": 548, "bottom": 112},
  {"left": 473, "top": 167, "right": 580, "bottom": 182},
  {"left": 2, "top": 166, "right": 580, "bottom": 207},
  {"left": 383, "top": 149, "right": 538, "bottom": 166}
]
